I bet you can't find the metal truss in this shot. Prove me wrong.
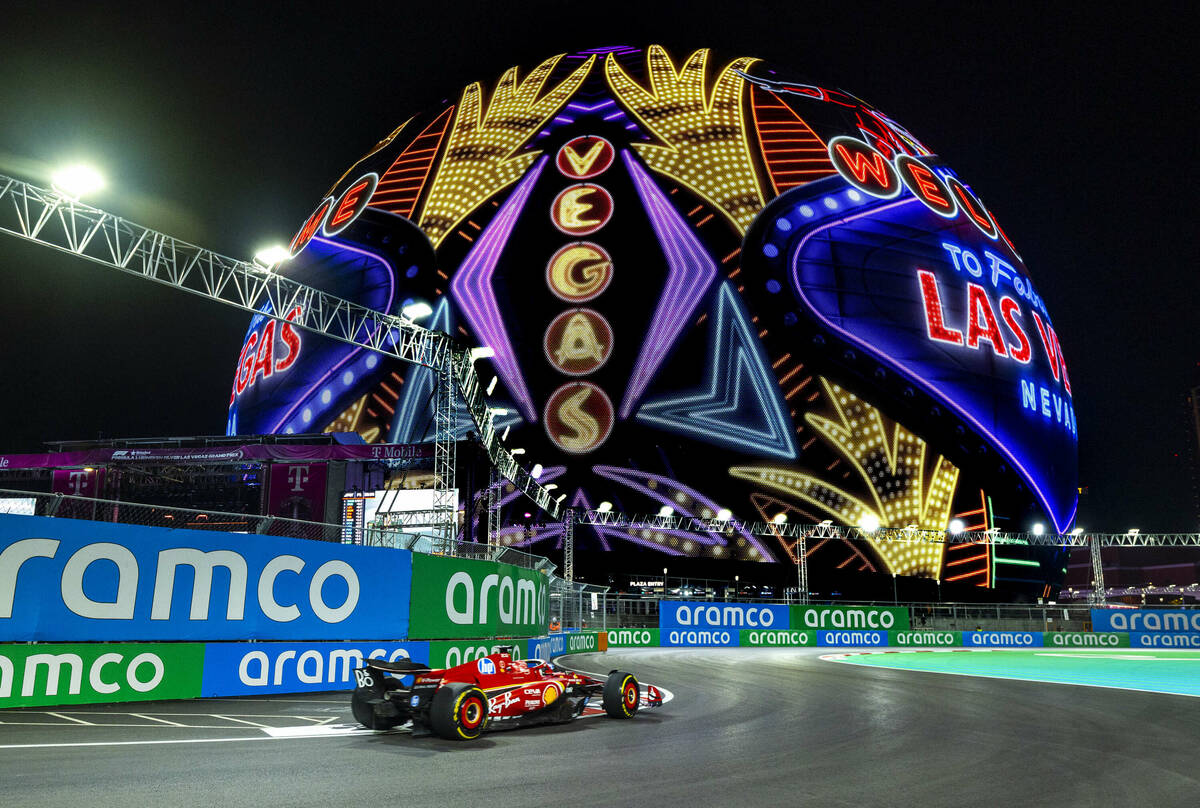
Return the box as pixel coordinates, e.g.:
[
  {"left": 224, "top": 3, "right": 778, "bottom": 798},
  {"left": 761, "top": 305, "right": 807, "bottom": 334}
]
[
  {"left": 0, "top": 174, "right": 560, "bottom": 520},
  {"left": 431, "top": 364, "right": 457, "bottom": 554},
  {"left": 486, "top": 466, "right": 501, "bottom": 548},
  {"left": 571, "top": 510, "right": 1200, "bottom": 548},
  {"left": 377, "top": 509, "right": 455, "bottom": 528},
  {"left": 562, "top": 508, "right": 575, "bottom": 583}
]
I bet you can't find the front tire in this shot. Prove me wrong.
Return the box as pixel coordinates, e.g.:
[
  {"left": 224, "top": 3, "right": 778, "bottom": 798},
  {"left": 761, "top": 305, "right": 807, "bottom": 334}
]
[
  {"left": 429, "top": 683, "right": 490, "bottom": 740},
  {"left": 602, "top": 671, "right": 639, "bottom": 719}
]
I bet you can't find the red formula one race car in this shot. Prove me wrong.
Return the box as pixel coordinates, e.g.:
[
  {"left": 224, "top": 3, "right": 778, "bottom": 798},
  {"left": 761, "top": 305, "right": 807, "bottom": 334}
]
[{"left": 351, "top": 647, "right": 662, "bottom": 740}]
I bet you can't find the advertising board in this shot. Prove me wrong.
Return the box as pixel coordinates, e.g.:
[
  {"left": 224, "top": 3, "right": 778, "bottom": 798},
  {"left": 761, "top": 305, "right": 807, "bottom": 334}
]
[
  {"left": 200, "top": 640, "right": 430, "bottom": 697},
  {"left": 429, "top": 640, "right": 527, "bottom": 669},
  {"left": 605, "top": 628, "right": 660, "bottom": 647},
  {"left": 1129, "top": 632, "right": 1200, "bottom": 648},
  {"left": 660, "top": 601, "right": 789, "bottom": 631},
  {"left": 562, "top": 631, "right": 606, "bottom": 654},
  {"left": 963, "top": 631, "right": 1043, "bottom": 647},
  {"left": 889, "top": 631, "right": 960, "bottom": 646},
  {"left": 741, "top": 629, "right": 816, "bottom": 647},
  {"left": 527, "top": 633, "right": 566, "bottom": 660},
  {"left": 1091, "top": 609, "right": 1200, "bottom": 633},
  {"left": 1043, "top": 632, "right": 1128, "bottom": 648},
  {"left": 791, "top": 605, "right": 910, "bottom": 630},
  {"left": 0, "top": 514, "right": 411, "bottom": 641},
  {"left": 660, "top": 628, "right": 739, "bottom": 647},
  {"left": 0, "top": 642, "right": 204, "bottom": 708},
  {"left": 407, "top": 554, "right": 548, "bottom": 640},
  {"left": 816, "top": 630, "right": 887, "bottom": 646}
]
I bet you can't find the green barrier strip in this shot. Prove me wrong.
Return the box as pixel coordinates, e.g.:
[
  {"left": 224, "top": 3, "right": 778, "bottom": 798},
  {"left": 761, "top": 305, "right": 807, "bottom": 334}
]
[{"left": 1, "top": 643, "right": 204, "bottom": 708}]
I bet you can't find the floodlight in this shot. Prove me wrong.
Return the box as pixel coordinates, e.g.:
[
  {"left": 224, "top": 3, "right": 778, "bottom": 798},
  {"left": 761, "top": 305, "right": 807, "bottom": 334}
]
[
  {"left": 715, "top": 508, "right": 732, "bottom": 521},
  {"left": 253, "top": 245, "right": 291, "bottom": 267},
  {"left": 597, "top": 501, "right": 612, "bottom": 512},
  {"left": 531, "top": 463, "right": 543, "bottom": 479},
  {"left": 948, "top": 518, "right": 965, "bottom": 535},
  {"left": 1032, "top": 523, "right": 1045, "bottom": 535},
  {"left": 859, "top": 513, "right": 881, "bottom": 533},
  {"left": 772, "top": 513, "right": 787, "bottom": 524},
  {"left": 51, "top": 164, "right": 105, "bottom": 198},
  {"left": 658, "top": 505, "right": 674, "bottom": 517},
  {"left": 401, "top": 301, "right": 433, "bottom": 320},
  {"left": 469, "top": 346, "right": 496, "bottom": 361}
]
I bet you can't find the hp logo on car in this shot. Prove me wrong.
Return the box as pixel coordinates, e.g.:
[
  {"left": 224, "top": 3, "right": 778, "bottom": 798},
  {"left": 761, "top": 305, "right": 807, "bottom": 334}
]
[{"left": 476, "top": 658, "right": 496, "bottom": 675}]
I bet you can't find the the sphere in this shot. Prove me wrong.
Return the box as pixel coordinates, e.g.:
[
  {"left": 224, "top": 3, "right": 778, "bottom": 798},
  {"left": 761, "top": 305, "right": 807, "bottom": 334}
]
[{"left": 228, "top": 45, "right": 1077, "bottom": 591}]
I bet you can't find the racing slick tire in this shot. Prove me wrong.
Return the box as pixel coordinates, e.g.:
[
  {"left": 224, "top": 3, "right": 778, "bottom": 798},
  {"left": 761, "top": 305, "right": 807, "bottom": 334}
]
[
  {"left": 351, "top": 671, "right": 405, "bottom": 730},
  {"left": 602, "top": 671, "right": 640, "bottom": 719},
  {"left": 429, "top": 683, "right": 490, "bottom": 741}
]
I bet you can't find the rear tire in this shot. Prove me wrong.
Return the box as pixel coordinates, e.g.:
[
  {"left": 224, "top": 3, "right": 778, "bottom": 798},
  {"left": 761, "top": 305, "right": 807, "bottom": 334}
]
[
  {"left": 351, "top": 672, "right": 404, "bottom": 730},
  {"left": 429, "top": 683, "right": 490, "bottom": 740},
  {"left": 602, "top": 671, "right": 639, "bottom": 719}
]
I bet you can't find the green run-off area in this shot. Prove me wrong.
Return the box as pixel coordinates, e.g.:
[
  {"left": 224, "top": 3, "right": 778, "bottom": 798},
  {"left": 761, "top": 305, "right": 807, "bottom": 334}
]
[{"left": 829, "top": 649, "right": 1200, "bottom": 698}]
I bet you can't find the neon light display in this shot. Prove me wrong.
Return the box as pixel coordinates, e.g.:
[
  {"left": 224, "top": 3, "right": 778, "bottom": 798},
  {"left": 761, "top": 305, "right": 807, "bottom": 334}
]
[{"left": 229, "top": 46, "right": 1076, "bottom": 594}]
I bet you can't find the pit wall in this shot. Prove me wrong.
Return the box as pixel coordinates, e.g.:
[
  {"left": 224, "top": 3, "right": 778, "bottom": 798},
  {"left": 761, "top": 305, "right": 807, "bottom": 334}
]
[{"left": 1, "top": 514, "right": 603, "bottom": 709}]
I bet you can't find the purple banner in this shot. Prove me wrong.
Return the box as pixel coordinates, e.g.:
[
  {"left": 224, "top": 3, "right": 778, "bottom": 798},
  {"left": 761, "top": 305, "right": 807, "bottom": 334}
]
[
  {"left": 267, "top": 463, "right": 328, "bottom": 522},
  {"left": 0, "top": 442, "right": 433, "bottom": 470}
]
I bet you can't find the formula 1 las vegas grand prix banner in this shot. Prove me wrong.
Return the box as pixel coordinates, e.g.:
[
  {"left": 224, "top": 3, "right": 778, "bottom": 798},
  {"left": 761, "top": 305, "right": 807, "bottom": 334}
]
[{"left": 228, "top": 45, "right": 1076, "bottom": 594}]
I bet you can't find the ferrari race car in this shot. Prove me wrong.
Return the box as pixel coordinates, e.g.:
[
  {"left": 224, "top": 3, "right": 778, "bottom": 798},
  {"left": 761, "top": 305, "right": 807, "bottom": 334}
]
[{"left": 351, "top": 647, "right": 663, "bottom": 740}]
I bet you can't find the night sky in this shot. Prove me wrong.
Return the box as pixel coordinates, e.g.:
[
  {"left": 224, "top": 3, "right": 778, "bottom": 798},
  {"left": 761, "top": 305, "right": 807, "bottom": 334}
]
[{"left": 0, "top": 2, "right": 1195, "bottom": 532}]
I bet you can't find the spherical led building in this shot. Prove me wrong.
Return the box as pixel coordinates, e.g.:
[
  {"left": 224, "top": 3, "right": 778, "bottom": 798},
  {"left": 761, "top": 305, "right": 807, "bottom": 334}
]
[{"left": 228, "top": 45, "right": 1077, "bottom": 595}]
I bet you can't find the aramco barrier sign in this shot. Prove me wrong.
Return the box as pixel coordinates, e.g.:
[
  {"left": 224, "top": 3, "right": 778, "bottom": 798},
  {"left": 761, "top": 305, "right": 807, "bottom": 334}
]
[
  {"left": 791, "top": 605, "right": 910, "bottom": 630},
  {"left": 407, "top": 554, "right": 549, "bottom": 640},
  {"left": 0, "top": 642, "right": 204, "bottom": 708},
  {"left": 1091, "top": 609, "right": 1200, "bottom": 633},
  {"left": 0, "top": 514, "right": 412, "bottom": 641}
]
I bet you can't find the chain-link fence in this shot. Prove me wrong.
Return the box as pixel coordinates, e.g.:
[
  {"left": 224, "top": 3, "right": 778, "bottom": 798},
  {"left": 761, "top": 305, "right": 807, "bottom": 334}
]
[
  {"left": 551, "top": 578, "right": 610, "bottom": 633},
  {"left": 0, "top": 488, "right": 555, "bottom": 572}
]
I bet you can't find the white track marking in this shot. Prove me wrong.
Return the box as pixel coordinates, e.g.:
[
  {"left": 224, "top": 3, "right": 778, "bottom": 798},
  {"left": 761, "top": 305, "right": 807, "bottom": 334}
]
[
  {"left": 129, "top": 713, "right": 187, "bottom": 727},
  {"left": 209, "top": 715, "right": 273, "bottom": 729},
  {"left": 45, "top": 712, "right": 94, "bottom": 726}
]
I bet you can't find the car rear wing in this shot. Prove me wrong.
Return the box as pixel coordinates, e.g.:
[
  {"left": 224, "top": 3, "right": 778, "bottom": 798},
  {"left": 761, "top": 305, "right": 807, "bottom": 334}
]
[{"left": 365, "top": 657, "right": 435, "bottom": 676}]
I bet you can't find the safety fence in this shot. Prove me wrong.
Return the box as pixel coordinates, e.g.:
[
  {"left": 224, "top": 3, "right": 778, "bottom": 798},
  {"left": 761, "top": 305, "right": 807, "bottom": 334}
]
[{"left": 0, "top": 487, "right": 548, "bottom": 572}]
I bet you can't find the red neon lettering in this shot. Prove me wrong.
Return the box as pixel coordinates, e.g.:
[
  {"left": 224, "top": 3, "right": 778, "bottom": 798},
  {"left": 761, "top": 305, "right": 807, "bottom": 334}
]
[
  {"left": 329, "top": 179, "right": 370, "bottom": 229},
  {"left": 275, "top": 306, "right": 303, "bottom": 372},
  {"left": 835, "top": 143, "right": 893, "bottom": 188},
  {"left": 948, "top": 180, "right": 996, "bottom": 236},
  {"left": 1030, "top": 312, "right": 1061, "bottom": 382},
  {"left": 289, "top": 200, "right": 331, "bottom": 255},
  {"left": 1051, "top": 327, "right": 1072, "bottom": 395},
  {"left": 907, "top": 163, "right": 949, "bottom": 207},
  {"left": 999, "top": 297, "right": 1031, "bottom": 363},
  {"left": 236, "top": 332, "right": 258, "bottom": 394},
  {"left": 917, "top": 270, "right": 963, "bottom": 345},
  {"left": 966, "top": 284, "right": 1008, "bottom": 357},
  {"left": 253, "top": 320, "right": 276, "bottom": 382}
]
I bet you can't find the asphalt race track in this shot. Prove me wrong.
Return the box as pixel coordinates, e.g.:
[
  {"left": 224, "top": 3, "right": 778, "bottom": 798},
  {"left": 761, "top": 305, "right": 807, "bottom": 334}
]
[{"left": 2, "top": 648, "right": 1198, "bottom": 807}]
